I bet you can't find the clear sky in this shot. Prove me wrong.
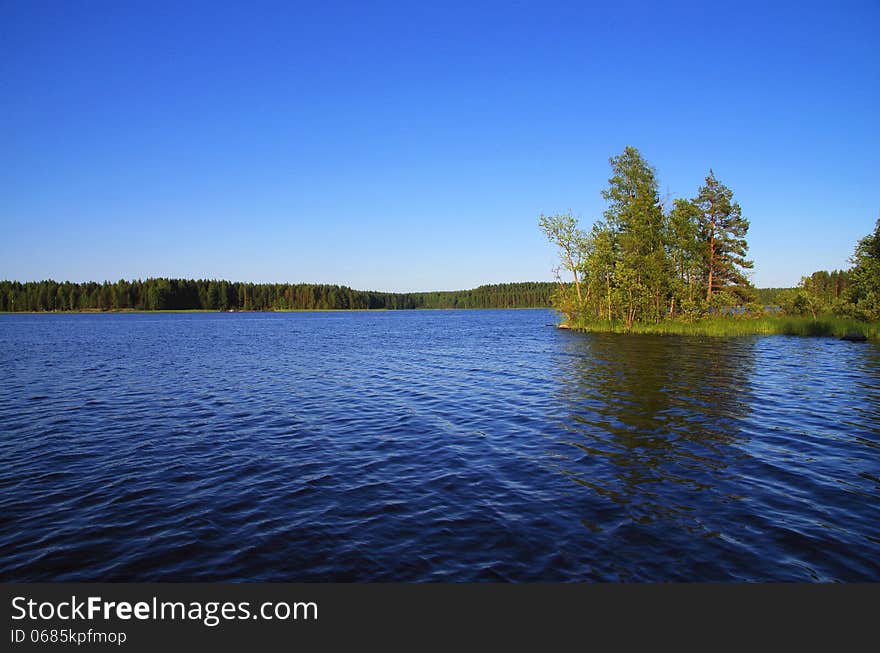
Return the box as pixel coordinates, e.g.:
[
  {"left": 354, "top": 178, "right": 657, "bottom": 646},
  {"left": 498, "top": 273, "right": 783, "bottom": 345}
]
[{"left": 1, "top": 0, "right": 877, "bottom": 292}]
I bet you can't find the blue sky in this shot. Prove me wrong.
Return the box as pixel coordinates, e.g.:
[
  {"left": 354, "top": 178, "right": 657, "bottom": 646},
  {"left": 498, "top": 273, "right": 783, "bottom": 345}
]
[{"left": 1, "top": 0, "right": 877, "bottom": 291}]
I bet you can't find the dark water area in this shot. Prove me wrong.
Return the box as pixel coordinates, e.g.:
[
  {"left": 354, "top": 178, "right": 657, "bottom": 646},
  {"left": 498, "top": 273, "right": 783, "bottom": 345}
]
[{"left": 1, "top": 310, "right": 878, "bottom": 581}]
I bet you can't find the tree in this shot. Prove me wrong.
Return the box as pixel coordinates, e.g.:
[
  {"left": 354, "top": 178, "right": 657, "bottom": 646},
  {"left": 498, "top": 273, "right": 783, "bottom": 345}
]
[
  {"left": 666, "top": 198, "right": 704, "bottom": 316},
  {"left": 206, "top": 282, "right": 221, "bottom": 310},
  {"left": 146, "top": 278, "right": 171, "bottom": 310},
  {"left": 846, "top": 218, "right": 880, "bottom": 321},
  {"left": 539, "top": 212, "right": 588, "bottom": 314},
  {"left": 796, "top": 277, "right": 824, "bottom": 318},
  {"left": 584, "top": 221, "right": 618, "bottom": 321},
  {"left": 778, "top": 287, "right": 817, "bottom": 318},
  {"left": 601, "top": 146, "right": 668, "bottom": 325},
  {"left": 694, "top": 170, "right": 753, "bottom": 303}
]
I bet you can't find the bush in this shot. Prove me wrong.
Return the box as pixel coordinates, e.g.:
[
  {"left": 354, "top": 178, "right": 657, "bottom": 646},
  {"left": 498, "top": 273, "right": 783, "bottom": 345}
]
[{"left": 676, "top": 297, "right": 707, "bottom": 321}]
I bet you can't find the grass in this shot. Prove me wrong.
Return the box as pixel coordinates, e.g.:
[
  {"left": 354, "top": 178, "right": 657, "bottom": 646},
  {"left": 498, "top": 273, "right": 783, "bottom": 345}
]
[{"left": 568, "top": 315, "right": 880, "bottom": 340}]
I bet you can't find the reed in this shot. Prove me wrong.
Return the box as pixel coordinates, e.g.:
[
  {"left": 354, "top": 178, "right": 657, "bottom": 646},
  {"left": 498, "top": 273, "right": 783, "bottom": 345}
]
[{"left": 568, "top": 315, "right": 880, "bottom": 340}]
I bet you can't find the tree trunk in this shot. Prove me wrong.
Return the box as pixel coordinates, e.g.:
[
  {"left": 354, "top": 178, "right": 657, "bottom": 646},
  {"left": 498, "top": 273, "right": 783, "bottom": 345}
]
[
  {"left": 566, "top": 253, "right": 582, "bottom": 303},
  {"left": 706, "top": 197, "right": 717, "bottom": 302},
  {"left": 706, "top": 230, "right": 715, "bottom": 302},
  {"left": 606, "top": 273, "right": 612, "bottom": 322}
]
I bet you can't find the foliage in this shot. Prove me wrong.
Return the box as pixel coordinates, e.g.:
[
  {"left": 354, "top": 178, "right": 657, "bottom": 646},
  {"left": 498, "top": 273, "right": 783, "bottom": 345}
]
[
  {"left": 845, "top": 218, "right": 880, "bottom": 321},
  {"left": 753, "top": 287, "right": 795, "bottom": 305},
  {"left": 694, "top": 170, "right": 753, "bottom": 302},
  {"left": 776, "top": 288, "right": 816, "bottom": 318},
  {"left": 0, "top": 280, "right": 557, "bottom": 312},
  {"left": 539, "top": 147, "right": 755, "bottom": 327},
  {"left": 539, "top": 149, "right": 880, "bottom": 335},
  {"left": 779, "top": 221, "right": 875, "bottom": 321},
  {"left": 539, "top": 212, "right": 589, "bottom": 311}
]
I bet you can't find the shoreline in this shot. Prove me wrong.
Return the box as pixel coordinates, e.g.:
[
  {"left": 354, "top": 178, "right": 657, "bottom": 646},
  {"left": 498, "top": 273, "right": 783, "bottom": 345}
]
[{"left": 562, "top": 315, "right": 879, "bottom": 340}]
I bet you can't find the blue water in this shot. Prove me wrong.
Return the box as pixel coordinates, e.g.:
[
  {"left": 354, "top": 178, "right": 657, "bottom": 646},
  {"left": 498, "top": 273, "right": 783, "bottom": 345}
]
[{"left": 1, "top": 310, "right": 878, "bottom": 581}]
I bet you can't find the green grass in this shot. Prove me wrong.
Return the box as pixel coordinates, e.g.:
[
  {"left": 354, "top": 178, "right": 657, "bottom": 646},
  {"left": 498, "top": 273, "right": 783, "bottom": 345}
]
[{"left": 568, "top": 315, "right": 880, "bottom": 340}]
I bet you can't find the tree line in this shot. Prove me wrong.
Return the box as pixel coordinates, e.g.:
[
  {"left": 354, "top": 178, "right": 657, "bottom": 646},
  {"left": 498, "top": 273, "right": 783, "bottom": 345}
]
[
  {"left": 540, "top": 146, "right": 880, "bottom": 327},
  {"left": 754, "top": 271, "right": 850, "bottom": 309},
  {"left": 0, "top": 279, "right": 556, "bottom": 312},
  {"left": 732, "top": 233, "right": 878, "bottom": 322},
  {"left": 779, "top": 220, "right": 880, "bottom": 321}
]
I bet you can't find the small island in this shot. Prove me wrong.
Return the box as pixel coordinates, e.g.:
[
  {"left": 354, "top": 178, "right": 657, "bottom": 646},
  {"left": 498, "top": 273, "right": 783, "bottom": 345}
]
[{"left": 539, "top": 146, "right": 879, "bottom": 340}]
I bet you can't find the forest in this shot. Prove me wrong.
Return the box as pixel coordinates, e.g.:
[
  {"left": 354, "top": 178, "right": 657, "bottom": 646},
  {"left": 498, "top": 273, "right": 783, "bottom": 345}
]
[
  {"left": 0, "top": 280, "right": 555, "bottom": 312},
  {"left": 540, "top": 146, "right": 880, "bottom": 331}
]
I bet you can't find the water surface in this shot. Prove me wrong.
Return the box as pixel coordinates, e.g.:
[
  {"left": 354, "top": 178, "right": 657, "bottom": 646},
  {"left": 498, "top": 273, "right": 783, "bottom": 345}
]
[{"left": 1, "top": 310, "right": 878, "bottom": 581}]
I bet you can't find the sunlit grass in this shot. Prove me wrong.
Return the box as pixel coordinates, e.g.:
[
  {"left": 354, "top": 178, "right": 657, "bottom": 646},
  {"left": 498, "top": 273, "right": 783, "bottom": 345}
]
[{"left": 568, "top": 315, "right": 880, "bottom": 340}]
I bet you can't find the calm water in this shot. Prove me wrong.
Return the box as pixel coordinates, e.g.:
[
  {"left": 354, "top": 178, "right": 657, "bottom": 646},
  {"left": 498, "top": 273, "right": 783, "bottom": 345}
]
[{"left": 1, "top": 310, "right": 878, "bottom": 581}]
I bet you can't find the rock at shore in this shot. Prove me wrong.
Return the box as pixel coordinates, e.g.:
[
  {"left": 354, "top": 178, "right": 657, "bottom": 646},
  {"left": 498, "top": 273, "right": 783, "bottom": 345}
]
[{"left": 841, "top": 331, "right": 867, "bottom": 342}]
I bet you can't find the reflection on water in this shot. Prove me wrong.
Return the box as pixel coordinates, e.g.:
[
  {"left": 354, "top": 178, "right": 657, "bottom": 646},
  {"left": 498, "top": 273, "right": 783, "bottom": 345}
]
[
  {"left": 0, "top": 311, "right": 878, "bottom": 581},
  {"left": 551, "top": 332, "right": 880, "bottom": 580}
]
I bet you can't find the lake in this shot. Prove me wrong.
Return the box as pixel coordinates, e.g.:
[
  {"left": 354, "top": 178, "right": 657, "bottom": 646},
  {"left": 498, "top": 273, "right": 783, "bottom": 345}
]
[{"left": 1, "top": 310, "right": 878, "bottom": 581}]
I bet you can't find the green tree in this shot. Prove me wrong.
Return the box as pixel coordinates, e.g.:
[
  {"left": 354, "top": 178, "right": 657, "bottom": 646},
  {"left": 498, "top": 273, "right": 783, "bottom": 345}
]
[
  {"left": 539, "top": 212, "right": 588, "bottom": 316},
  {"left": 666, "top": 198, "right": 704, "bottom": 316},
  {"left": 601, "top": 146, "right": 668, "bottom": 326},
  {"left": 846, "top": 218, "right": 880, "bottom": 320},
  {"left": 778, "top": 288, "right": 815, "bottom": 318},
  {"left": 584, "top": 221, "right": 617, "bottom": 321},
  {"left": 206, "top": 282, "right": 221, "bottom": 310},
  {"left": 694, "top": 170, "right": 753, "bottom": 303}
]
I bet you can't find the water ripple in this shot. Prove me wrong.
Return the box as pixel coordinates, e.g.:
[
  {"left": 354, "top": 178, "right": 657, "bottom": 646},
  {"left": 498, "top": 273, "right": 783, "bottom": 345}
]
[{"left": 1, "top": 311, "right": 878, "bottom": 581}]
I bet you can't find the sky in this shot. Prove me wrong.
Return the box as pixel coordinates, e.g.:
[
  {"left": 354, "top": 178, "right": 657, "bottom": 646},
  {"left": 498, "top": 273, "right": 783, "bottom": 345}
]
[{"left": 1, "top": 0, "right": 877, "bottom": 292}]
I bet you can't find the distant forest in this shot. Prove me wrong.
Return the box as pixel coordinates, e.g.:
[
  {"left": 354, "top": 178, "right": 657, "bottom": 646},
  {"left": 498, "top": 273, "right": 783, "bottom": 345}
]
[
  {"left": 0, "top": 280, "right": 556, "bottom": 312},
  {"left": 754, "top": 270, "right": 850, "bottom": 308}
]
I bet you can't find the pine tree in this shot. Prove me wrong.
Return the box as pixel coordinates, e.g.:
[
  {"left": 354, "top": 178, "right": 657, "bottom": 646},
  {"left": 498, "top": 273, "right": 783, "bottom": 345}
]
[{"left": 694, "top": 170, "right": 753, "bottom": 303}]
